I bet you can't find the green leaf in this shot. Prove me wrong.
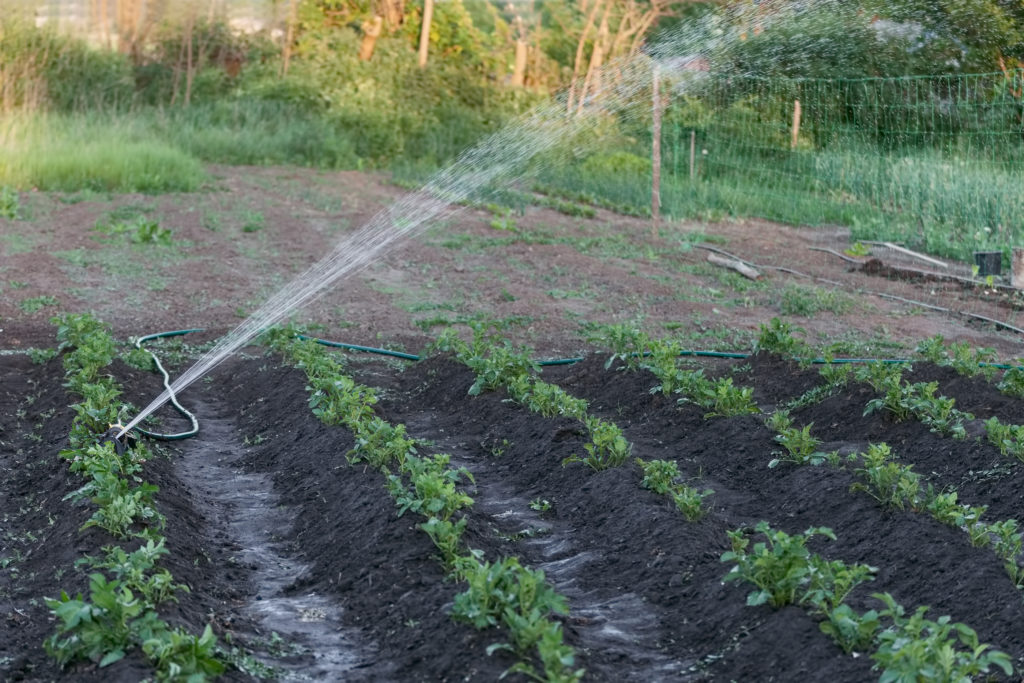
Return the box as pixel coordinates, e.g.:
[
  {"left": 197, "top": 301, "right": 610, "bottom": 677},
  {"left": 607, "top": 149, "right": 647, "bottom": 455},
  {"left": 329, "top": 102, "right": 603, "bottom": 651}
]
[
  {"left": 99, "top": 649, "right": 126, "bottom": 667},
  {"left": 747, "top": 590, "right": 769, "bottom": 606}
]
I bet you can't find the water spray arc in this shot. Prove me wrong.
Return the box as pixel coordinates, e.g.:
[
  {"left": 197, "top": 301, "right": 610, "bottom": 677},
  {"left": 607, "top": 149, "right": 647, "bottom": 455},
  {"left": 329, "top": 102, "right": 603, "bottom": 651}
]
[{"left": 118, "top": 1, "right": 799, "bottom": 438}]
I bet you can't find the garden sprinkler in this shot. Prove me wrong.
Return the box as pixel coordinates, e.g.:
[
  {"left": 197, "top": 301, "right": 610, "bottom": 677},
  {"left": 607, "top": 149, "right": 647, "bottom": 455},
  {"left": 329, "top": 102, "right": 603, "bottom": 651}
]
[{"left": 101, "top": 423, "right": 138, "bottom": 456}]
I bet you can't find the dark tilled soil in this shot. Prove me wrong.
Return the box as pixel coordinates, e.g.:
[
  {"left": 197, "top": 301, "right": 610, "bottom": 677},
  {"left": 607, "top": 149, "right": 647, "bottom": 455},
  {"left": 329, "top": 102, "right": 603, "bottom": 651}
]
[{"left": 3, "top": 346, "right": 1024, "bottom": 681}]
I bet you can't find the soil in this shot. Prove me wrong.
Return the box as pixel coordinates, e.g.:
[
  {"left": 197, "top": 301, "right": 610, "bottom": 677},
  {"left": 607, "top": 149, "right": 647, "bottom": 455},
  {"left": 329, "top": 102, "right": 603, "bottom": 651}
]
[{"left": 3, "top": 166, "right": 1024, "bottom": 681}]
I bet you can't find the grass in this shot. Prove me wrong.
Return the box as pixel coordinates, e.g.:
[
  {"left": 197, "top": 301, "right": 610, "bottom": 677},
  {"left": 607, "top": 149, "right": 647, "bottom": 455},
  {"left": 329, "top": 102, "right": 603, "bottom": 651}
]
[
  {"left": 0, "top": 101, "right": 363, "bottom": 193},
  {"left": 538, "top": 135, "right": 1024, "bottom": 264},
  {"left": 18, "top": 295, "right": 59, "bottom": 314},
  {"left": 779, "top": 283, "right": 855, "bottom": 317},
  {"left": 0, "top": 115, "right": 205, "bottom": 193}
]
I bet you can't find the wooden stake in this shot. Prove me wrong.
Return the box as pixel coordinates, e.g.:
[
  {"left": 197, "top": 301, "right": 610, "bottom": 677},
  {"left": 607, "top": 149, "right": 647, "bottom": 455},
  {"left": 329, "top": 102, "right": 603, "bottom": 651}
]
[
  {"left": 1013, "top": 247, "right": 1024, "bottom": 289},
  {"left": 651, "top": 64, "right": 662, "bottom": 238},
  {"left": 689, "top": 129, "right": 696, "bottom": 180},
  {"left": 790, "top": 99, "right": 801, "bottom": 150}
]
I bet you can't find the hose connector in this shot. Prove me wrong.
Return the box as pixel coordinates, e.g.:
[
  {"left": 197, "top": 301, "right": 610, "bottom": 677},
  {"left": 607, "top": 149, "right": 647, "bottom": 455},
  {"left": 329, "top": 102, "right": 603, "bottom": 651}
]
[{"left": 101, "top": 423, "right": 137, "bottom": 456}]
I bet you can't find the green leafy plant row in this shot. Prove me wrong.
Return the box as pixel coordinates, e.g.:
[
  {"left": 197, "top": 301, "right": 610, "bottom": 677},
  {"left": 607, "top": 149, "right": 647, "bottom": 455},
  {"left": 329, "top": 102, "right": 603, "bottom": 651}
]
[
  {"left": 914, "top": 336, "right": 998, "bottom": 381},
  {"left": 764, "top": 409, "right": 1024, "bottom": 592},
  {"left": 588, "top": 323, "right": 759, "bottom": 418},
  {"left": 45, "top": 313, "right": 223, "bottom": 680},
  {"left": 722, "top": 522, "right": 1013, "bottom": 680},
  {"left": 856, "top": 362, "right": 974, "bottom": 439},
  {"left": 266, "top": 328, "right": 583, "bottom": 682},
  {"left": 436, "top": 322, "right": 631, "bottom": 471}
]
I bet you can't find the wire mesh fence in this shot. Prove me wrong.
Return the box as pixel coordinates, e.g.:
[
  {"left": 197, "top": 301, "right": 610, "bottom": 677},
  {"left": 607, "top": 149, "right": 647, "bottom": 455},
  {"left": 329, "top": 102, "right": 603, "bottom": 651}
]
[{"left": 541, "top": 70, "right": 1024, "bottom": 263}]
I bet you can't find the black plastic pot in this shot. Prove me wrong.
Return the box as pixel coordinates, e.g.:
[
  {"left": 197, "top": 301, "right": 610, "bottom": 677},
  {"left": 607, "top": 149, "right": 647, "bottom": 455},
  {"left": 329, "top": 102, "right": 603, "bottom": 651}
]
[{"left": 974, "top": 251, "right": 1002, "bottom": 277}]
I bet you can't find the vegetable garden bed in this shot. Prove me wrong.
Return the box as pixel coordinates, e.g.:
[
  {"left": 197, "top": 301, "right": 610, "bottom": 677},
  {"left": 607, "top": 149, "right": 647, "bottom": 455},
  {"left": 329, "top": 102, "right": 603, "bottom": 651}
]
[{"left": 3, "top": 322, "right": 1024, "bottom": 681}]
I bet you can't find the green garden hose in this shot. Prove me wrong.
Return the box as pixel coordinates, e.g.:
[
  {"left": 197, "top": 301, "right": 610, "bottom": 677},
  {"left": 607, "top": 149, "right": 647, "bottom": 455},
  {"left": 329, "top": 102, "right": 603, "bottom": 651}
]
[
  {"left": 132, "top": 329, "right": 202, "bottom": 441},
  {"left": 125, "top": 327, "right": 1021, "bottom": 442}
]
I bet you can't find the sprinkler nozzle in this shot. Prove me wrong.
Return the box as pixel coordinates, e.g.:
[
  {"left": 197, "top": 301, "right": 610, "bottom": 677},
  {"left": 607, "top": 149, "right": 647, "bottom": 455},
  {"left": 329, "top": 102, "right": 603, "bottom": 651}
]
[{"left": 101, "top": 423, "right": 138, "bottom": 455}]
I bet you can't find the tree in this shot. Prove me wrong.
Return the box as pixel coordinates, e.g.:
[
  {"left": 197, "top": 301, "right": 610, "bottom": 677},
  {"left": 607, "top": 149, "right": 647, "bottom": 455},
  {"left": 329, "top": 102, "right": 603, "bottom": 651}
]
[
  {"left": 569, "top": 0, "right": 695, "bottom": 112},
  {"left": 862, "top": 0, "right": 1024, "bottom": 71}
]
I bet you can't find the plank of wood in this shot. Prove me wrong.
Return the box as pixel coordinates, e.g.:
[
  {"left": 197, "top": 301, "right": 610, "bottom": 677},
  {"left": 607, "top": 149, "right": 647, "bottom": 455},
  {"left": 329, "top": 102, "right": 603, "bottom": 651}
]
[
  {"left": 707, "top": 253, "right": 761, "bottom": 280},
  {"left": 860, "top": 241, "right": 949, "bottom": 268}
]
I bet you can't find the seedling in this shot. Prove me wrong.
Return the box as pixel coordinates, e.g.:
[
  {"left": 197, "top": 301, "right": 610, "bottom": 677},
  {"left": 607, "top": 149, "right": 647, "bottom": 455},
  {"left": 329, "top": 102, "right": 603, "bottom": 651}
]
[
  {"left": 985, "top": 417, "right": 1024, "bottom": 461},
  {"left": 721, "top": 521, "right": 874, "bottom": 609},
  {"left": 753, "top": 317, "right": 809, "bottom": 358},
  {"left": 850, "top": 444, "right": 921, "bottom": 510},
  {"left": 819, "top": 604, "right": 881, "bottom": 654},
  {"left": 529, "top": 499, "right": 552, "bottom": 513},
  {"left": 770, "top": 422, "right": 838, "bottom": 467},
  {"left": 18, "top": 295, "right": 59, "bottom": 314},
  {"left": 997, "top": 366, "right": 1024, "bottom": 398}
]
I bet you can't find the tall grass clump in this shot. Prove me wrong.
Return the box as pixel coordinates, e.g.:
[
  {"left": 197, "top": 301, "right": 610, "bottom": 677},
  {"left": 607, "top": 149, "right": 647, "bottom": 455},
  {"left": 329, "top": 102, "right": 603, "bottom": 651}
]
[{"left": 0, "top": 115, "right": 205, "bottom": 193}]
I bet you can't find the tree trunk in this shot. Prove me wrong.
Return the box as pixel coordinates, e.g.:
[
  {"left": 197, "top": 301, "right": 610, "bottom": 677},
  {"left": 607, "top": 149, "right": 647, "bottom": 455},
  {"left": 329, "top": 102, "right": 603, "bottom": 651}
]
[
  {"left": 511, "top": 39, "right": 528, "bottom": 87},
  {"left": 281, "top": 0, "right": 299, "bottom": 77},
  {"left": 100, "top": 0, "right": 111, "bottom": 48},
  {"left": 566, "top": 0, "right": 604, "bottom": 113},
  {"left": 511, "top": 15, "right": 527, "bottom": 87},
  {"left": 576, "top": 9, "right": 610, "bottom": 113},
  {"left": 183, "top": 11, "right": 195, "bottom": 106},
  {"left": 383, "top": 0, "right": 405, "bottom": 32},
  {"left": 418, "top": 0, "right": 434, "bottom": 68},
  {"left": 359, "top": 15, "right": 384, "bottom": 61}
]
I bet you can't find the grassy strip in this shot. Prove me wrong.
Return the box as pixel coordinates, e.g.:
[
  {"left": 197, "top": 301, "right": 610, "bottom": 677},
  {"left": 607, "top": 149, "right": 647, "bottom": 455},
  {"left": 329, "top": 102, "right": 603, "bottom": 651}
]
[
  {"left": 265, "top": 329, "right": 583, "bottom": 682},
  {"left": 722, "top": 522, "right": 1013, "bottom": 679},
  {"left": 44, "top": 313, "right": 222, "bottom": 679},
  {"left": 437, "top": 321, "right": 713, "bottom": 520}
]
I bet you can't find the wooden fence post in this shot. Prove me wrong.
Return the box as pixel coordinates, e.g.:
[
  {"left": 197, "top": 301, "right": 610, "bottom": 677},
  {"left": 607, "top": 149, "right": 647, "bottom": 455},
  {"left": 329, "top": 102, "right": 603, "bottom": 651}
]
[
  {"left": 651, "top": 64, "right": 662, "bottom": 237},
  {"left": 1012, "top": 247, "right": 1024, "bottom": 289},
  {"left": 689, "top": 129, "right": 696, "bottom": 180},
  {"left": 791, "top": 99, "right": 801, "bottom": 150}
]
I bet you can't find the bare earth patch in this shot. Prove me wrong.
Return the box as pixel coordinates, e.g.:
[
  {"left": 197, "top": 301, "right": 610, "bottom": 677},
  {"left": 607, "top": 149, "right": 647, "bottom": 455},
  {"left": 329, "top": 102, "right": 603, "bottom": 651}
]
[{"left": 2, "top": 164, "right": 1022, "bottom": 358}]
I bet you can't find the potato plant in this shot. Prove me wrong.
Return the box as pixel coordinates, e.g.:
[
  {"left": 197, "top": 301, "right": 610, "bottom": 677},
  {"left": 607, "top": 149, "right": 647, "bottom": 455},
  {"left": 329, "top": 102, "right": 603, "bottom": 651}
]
[
  {"left": 871, "top": 593, "right": 1013, "bottom": 681},
  {"left": 635, "top": 458, "right": 713, "bottom": 521},
  {"left": 915, "top": 335, "right": 998, "bottom": 380},
  {"left": 850, "top": 444, "right": 923, "bottom": 511},
  {"left": 452, "top": 555, "right": 582, "bottom": 682},
  {"left": 752, "top": 317, "right": 812, "bottom": 359},
  {"left": 439, "top": 324, "right": 631, "bottom": 471},
  {"left": 767, "top": 412, "right": 839, "bottom": 468},
  {"left": 983, "top": 417, "right": 1024, "bottom": 461},
  {"left": 723, "top": 523, "right": 1013, "bottom": 678},
  {"left": 270, "top": 330, "right": 582, "bottom": 680},
  {"left": 996, "top": 366, "right": 1024, "bottom": 398},
  {"left": 640, "top": 343, "right": 758, "bottom": 417},
  {"left": 45, "top": 313, "right": 223, "bottom": 679},
  {"left": 721, "top": 522, "right": 875, "bottom": 610},
  {"left": 762, "top": 407, "right": 1024, "bottom": 594},
  {"left": 859, "top": 363, "right": 973, "bottom": 439}
]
